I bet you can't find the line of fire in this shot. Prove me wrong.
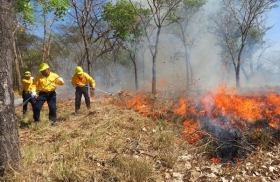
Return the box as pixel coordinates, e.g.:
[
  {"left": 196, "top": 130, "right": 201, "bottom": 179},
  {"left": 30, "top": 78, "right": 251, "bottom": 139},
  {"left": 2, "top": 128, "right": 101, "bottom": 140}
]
[{"left": 107, "top": 84, "right": 280, "bottom": 168}]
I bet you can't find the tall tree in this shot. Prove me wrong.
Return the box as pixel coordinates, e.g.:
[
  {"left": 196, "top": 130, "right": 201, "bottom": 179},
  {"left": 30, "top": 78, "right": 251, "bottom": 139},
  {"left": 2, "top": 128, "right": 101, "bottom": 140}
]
[
  {"left": 138, "top": 0, "right": 182, "bottom": 94},
  {"left": 210, "top": 0, "right": 278, "bottom": 88},
  {"left": 12, "top": 24, "right": 23, "bottom": 91},
  {"left": 0, "top": 0, "right": 22, "bottom": 176},
  {"left": 71, "top": 0, "right": 116, "bottom": 76},
  {"left": 40, "top": 0, "right": 70, "bottom": 64},
  {"left": 241, "top": 27, "right": 271, "bottom": 82},
  {"left": 170, "top": 0, "right": 206, "bottom": 88},
  {"left": 16, "top": 0, "right": 70, "bottom": 65},
  {"left": 102, "top": 0, "right": 146, "bottom": 90}
]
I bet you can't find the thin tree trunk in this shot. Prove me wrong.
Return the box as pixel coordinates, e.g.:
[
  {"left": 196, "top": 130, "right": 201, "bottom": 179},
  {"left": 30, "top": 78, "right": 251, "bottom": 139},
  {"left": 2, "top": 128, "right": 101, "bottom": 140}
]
[
  {"left": 184, "top": 43, "right": 191, "bottom": 87},
  {"left": 236, "top": 42, "right": 245, "bottom": 88},
  {"left": 130, "top": 53, "right": 138, "bottom": 90},
  {"left": 152, "top": 26, "right": 161, "bottom": 95},
  {"left": 0, "top": 0, "right": 22, "bottom": 176},
  {"left": 12, "top": 28, "right": 22, "bottom": 91},
  {"left": 45, "top": 35, "right": 52, "bottom": 63},
  {"left": 43, "top": 13, "right": 47, "bottom": 62}
]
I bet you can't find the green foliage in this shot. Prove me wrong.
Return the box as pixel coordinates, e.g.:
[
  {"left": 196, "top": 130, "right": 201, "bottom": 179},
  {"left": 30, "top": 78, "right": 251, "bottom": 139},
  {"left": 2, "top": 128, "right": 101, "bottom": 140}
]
[
  {"left": 168, "top": 0, "right": 206, "bottom": 26},
  {"left": 248, "top": 28, "right": 263, "bottom": 42},
  {"left": 167, "top": 12, "right": 178, "bottom": 22},
  {"left": 16, "top": 0, "right": 35, "bottom": 25},
  {"left": 102, "top": 0, "right": 143, "bottom": 40},
  {"left": 184, "top": 0, "right": 207, "bottom": 7},
  {"left": 16, "top": 0, "right": 70, "bottom": 25},
  {"left": 49, "top": 0, "right": 70, "bottom": 19}
]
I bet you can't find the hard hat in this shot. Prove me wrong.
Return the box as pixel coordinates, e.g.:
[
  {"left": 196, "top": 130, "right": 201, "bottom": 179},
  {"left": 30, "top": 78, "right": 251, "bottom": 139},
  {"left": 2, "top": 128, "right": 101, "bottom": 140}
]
[
  {"left": 24, "top": 71, "right": 31, "bottom": 77},
  {"left": 39, "top": 62, "right": 50, "bottom": 72},
  {"left": 75, "top": 66, "right": 83, "bottom": 75}
]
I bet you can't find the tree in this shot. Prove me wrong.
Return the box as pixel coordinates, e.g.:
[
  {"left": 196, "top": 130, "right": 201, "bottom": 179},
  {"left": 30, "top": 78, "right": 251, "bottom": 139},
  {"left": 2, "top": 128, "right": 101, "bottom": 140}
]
[
  {"left": 0, "top": 0, "right": 22, "bottom": 176},
  {"left": 70, "top": 0, "right": 120, "bottom": 82},
  {"left": 138, "top": 0, "right": 182, "bottom": 94},
  {"left": 241, "top": 27, "right": 271, "bottom": 82},
  {"left": 12, "top": 25, "right": 23, "bottom": 91},
  {"left": 210, "top": 0, "right": 278, "bottom": 88},
  {"left": 102, "top": 0, "right": 146, "bottom": 90},
  {"left": 170, "top": 0, "right": 206, "bottom": 88},
  {"left": 16, "top": 0, "right": 70, "bottom": 65},
  {"left": 17, "top": 32, "right": 43, "bottom": 73}
]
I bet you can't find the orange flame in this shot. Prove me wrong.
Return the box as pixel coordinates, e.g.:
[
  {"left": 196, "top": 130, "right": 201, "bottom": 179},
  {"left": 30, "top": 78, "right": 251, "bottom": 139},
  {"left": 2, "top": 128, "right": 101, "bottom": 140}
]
[
  {"left": 112, "top": 85, "right": 280, "bottom": 146},
  {"left": 174, "top": 98, "right": 188, "bottom": 115},
  {"left": 183, "top": 120, "right": 201, "bottom": 145},
  {"left": 194, "top": 85, "right": 280, "bottom": 130},
  {"left": 211, "top": 157, "right": 221, "bottom": 164}
]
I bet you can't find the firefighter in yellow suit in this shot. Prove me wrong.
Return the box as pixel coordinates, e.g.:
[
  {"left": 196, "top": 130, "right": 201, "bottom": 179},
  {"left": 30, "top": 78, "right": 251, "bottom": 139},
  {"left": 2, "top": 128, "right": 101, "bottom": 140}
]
[
  {"left": 71, "top": 66, "right": 96, "bottom": 113},
  {"left": 32, "top": 63, "right": 64, "bottom": 124},
  {"left": 21, "top": 71, "right": 36, "bottom": 115}
]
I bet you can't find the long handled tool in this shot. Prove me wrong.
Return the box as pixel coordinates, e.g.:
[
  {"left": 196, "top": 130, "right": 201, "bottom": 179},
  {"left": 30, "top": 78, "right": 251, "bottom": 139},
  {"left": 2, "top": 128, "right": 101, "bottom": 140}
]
[
  {"left": 95, "top": 88, "right": 114, "bottom": 96},
  {"left": 84, "top": 85, "right": 114, "bottom": 96},
  {"left": 22, "top": 96, "right": 33, "bottom": 106},
  {"left": 20, "top": 76, "right": 61, "bottom": 106}
]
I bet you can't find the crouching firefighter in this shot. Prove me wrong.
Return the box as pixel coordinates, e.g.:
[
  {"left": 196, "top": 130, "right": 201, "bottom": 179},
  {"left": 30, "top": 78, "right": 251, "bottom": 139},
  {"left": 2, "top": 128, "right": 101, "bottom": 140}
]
[
  {"left": 71, "top": 66, "right": 96, "bottom": 114},
  {"left": 21, "top": 71, "right": 37, "bottom": 115}
]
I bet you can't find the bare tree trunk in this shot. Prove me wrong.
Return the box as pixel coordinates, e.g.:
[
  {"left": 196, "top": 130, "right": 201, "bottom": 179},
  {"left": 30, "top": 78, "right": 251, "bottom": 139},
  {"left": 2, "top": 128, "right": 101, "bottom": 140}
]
[
  {"left": 183, "top": 43, "right": 192, "bottom": 87},
  {"left": 12, "top": 26, "right": 22, "bottom": 91},
  {"left": 152, "top": 27, "right": 161, "bottom": 95},
  {"left": 43, "top": 13, "right": 47, "bottom": 62},
  {"left": 45, "top": 35, "right": 52, "bottom": 63},
  {"left": 129, "top": 53, "right": 138, "bottom": 90},
  {"left": 42, "top": 11, "right": 54, "bottom": 64},
  {"left": 236, "top": 43, "right": 245, "bottom": 88},
  {"left": 134, "top": 60, "right": 138, "bottom": 90},
  {"left": 0, "top": 0, "right": 22, "bottom": 176}
]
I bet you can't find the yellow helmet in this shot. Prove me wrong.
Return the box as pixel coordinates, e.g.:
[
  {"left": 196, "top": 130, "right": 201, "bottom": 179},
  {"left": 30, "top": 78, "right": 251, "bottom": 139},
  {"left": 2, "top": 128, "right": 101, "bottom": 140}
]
[
  {"left": 75, "top": 66, "right": 83, "bottom": 75},
  {"left": 39, "top": 62, "right": 50, "bottom": 72},
  {"left": 24, "top": 71, "right": 31, "bottom": 77}
]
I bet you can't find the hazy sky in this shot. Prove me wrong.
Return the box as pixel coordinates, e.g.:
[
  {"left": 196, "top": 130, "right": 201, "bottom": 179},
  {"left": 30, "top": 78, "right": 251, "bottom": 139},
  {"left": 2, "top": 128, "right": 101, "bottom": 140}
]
[
  {"left": 132, "top": 0, "right": 280, "bottom": 51},
  {"left": 265, "top": 2, "right": 280, "bottom": 51}
]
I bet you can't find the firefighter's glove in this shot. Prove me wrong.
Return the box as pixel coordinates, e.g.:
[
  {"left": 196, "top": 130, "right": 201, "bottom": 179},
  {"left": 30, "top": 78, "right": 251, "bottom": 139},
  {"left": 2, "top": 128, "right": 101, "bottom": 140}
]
[
  {"left": 31, "top": 91, "right": 37, "bottom": 98},
  {"left": 58, "top": 77, "right": 64, "bottom": 82}
]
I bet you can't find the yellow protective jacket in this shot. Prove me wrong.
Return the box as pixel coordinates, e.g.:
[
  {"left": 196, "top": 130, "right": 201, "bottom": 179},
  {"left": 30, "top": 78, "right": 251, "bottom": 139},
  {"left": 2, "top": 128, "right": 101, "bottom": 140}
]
[
  {"left": 71, "top": 72, "right": 96, "bottom": 88},
  {"left": 33, "top": 72, "right": 64, "bottom": 92},
  {"left": 22, "top": 78, "right": 36, "bottom": 92}
]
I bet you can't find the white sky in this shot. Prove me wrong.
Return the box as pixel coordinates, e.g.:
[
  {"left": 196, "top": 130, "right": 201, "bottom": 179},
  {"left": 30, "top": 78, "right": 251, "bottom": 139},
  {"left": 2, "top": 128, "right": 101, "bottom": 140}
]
[{"left": 265, "top": 2, "right": 280, "bottom": 51}]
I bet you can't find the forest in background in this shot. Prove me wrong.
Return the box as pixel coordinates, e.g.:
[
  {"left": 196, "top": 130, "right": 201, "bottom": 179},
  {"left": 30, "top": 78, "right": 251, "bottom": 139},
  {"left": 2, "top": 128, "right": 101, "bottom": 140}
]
[
  {"left": 13, "top": 0, "right": 280, "bottom": 95},
  {"left": 1, "top": 1, "right": 280, "bottom": 180}
]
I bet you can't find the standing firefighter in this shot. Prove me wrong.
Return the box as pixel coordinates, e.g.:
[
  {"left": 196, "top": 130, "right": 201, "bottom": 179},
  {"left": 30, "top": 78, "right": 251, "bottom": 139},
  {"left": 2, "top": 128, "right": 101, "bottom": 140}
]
[
  {"left": 71, "top": 66, "right": 95, "bottom": 113},
  {"left": 21, "top": 71, "right": 37, "bottom": 115},
  {"left": 33, "top": 63, "right": 64, "bottom": 124}
]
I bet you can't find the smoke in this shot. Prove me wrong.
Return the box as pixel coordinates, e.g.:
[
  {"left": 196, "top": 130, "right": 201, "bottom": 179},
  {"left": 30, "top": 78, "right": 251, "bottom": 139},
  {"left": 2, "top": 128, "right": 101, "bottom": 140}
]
[
  {"left": 115, "top": 0, "right": 280, "bottom": 93},
  {"left": 122, "top": 0, "right": 230, "bottom": 92},
  {"left": 53, "top": 0, "right": 280, "bottom": 96}
]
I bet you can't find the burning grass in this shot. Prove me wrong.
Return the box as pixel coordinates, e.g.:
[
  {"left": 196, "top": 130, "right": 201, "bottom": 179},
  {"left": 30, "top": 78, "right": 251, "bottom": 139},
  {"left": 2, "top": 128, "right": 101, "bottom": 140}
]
[
  {"left": 3, "top": 87, "right": 280, "bottom": 181},
  {"left": 109, "top": 87, "right": 280, "bottom": 166}
]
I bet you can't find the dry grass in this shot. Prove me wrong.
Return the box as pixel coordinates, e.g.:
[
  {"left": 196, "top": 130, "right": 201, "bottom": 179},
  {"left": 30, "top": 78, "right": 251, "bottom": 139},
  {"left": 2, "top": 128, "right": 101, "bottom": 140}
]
[{"left": 2, "top": 95, "right": 280, "bottom": 181}]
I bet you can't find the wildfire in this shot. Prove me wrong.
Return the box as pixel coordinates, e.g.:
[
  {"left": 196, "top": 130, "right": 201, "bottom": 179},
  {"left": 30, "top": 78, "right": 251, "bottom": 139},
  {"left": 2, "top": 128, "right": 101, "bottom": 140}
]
[
  {"left": 112, "top": 85, "right": 280, "bottom": 165},
  {"left": 183, "top": 120, "right": 201, "bottom": 145},
  {"left": 114, "top": 85, "right": 280, "bottom": 137},
  {"left": 201, "top": 85, "right": 280, "bottom": 130},
  {"left": 125, "top": 92, "right": 155, "bottom": 117}
]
